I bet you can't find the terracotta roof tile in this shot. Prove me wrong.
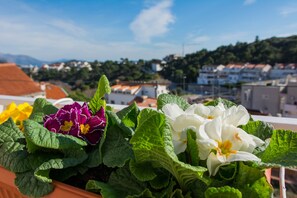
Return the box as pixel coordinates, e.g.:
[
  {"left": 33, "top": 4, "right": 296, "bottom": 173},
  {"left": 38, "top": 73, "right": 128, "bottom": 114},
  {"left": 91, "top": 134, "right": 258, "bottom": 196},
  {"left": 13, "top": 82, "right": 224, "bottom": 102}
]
[
  {"left": 0, "top": 63, "right": 42, "bottom": 96},
  {"left": 129, "top": 96, "right": 157, "bottom": 108},
  {"left": 45, "top": 83, "right": 67, "bottom": 99}
]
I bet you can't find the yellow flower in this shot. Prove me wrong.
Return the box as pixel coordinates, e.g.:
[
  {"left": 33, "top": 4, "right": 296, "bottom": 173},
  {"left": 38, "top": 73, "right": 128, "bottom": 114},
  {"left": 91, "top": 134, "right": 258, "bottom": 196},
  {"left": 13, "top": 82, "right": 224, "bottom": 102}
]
[{"left": 0, "top": 102, "right": 33, "bottom": 130}]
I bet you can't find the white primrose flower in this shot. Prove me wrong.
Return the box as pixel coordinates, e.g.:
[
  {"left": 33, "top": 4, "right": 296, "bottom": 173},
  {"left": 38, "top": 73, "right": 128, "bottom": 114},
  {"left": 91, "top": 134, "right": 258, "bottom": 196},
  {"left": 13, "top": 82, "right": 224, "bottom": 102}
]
[
  {"left": 185, "top": 103, "right": 226, "bottom": 120},
  {"left": 222, "top": 105, "right": 250, "bottom": 127},
  {"left": 162, "top": 104, "right": 205, "bottom": 154},
  {"left": 196, "top": 117, "right": 264, "bottom": 176}
]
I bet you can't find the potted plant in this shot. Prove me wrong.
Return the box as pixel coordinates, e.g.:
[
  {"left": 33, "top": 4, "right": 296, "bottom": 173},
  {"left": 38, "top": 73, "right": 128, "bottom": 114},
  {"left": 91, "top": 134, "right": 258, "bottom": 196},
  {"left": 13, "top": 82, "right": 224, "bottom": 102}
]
[{"left": 0, "top": 75, "right": 296, "bottom": 198}]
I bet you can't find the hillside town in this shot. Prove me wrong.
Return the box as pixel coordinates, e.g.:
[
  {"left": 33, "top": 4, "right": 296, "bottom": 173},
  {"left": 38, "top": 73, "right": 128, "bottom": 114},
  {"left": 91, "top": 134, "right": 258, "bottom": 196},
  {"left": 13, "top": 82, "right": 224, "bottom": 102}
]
[{"left": 1, "top": 58, "right": 296, "bottom": 119}]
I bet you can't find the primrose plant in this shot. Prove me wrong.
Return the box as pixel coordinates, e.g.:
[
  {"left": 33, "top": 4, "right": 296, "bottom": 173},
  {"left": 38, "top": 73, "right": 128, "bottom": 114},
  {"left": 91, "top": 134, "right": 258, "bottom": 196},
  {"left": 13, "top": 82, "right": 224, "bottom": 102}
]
[
  {"left": 87, "top": 94, "right": 297, "bottom": 198},
  {"left": 0, "top": 75, "right": 111, "bottom": 197},
  {"left": 1, "top": 75, "right": 297, "bottom": 198}
]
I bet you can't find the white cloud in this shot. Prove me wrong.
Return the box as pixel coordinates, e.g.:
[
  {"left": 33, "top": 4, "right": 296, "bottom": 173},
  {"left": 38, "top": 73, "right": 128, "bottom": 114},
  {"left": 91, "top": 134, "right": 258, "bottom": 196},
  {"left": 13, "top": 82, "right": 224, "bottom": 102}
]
[
  {"left": 191, "top": 36, "right": 210, "bottom": 43},
  {"left": 130, "top": 0, "right": 175, "bottom": 43},
  {"left": 47, "top": 20, "right": 87, "bottom": 37},
  {"left": 243, "top": 0, "right": 256, "bottom": 5},
  {"left": 280, "top": 6, "right": 297, "bottom": 17}
]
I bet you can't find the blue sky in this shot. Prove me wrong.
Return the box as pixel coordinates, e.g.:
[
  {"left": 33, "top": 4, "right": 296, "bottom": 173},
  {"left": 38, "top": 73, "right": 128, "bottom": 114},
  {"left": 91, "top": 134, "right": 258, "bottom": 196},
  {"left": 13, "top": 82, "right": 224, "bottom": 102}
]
[{"left": 1, "top": 0, "right": 297, "bottom": 61}]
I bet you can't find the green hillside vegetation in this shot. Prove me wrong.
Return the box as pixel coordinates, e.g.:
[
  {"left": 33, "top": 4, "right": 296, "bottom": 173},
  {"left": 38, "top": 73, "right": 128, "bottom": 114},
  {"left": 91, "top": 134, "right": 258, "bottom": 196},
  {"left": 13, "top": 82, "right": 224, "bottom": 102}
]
[
  {"left": 161, "top": 35, "right": 297, "bottom": 83},
  {"left": 30, "top": 35, "right": 297, "bottom": 100}
]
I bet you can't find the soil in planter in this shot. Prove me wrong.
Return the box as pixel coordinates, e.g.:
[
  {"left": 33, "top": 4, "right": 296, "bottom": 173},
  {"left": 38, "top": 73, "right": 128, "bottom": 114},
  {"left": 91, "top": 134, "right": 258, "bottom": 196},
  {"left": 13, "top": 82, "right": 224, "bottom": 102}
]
[{"left": 62, "top": 164, "right": 115, "bottom": 190}]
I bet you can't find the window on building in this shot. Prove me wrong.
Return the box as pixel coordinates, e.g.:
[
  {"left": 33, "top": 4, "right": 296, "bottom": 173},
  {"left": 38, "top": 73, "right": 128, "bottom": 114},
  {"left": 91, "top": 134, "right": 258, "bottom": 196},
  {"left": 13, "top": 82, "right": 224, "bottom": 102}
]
[
  {"left": 111, "top": 100, "right": 115, "bottom": 104},
  {"left": 121, "top": 101, "right": 125, "bottom": 105}
]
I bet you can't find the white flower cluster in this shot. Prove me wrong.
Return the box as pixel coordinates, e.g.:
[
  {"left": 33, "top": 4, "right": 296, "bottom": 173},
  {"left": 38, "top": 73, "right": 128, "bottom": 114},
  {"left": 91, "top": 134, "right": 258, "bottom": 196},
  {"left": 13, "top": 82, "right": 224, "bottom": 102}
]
[{"left": 162, "top": 103, "right": 264, "bottom": 176}]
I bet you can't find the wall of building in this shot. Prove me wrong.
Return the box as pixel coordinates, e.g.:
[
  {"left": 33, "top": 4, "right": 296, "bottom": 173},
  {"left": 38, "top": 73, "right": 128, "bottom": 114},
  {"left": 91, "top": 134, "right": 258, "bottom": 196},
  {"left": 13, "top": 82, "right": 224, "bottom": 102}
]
[
  {"left": 107, "top": 93, "right": 135, "bottom": 105},
  {"left": 241, "top": 85, "right": 281, "bottom": 116}
]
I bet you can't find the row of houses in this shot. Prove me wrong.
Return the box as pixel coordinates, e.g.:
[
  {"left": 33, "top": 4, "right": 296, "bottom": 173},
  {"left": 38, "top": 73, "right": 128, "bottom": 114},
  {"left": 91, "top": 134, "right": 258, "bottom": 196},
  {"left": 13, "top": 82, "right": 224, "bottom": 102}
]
[
  {"left": 106, "top": 81, "right": 170, "bottom": 108},
  {"left": 41, "top": 61, "right": 92, "bottom": 71},
  {"left": 197, "top": 63, "right": 297, "bottom": 85},
  {"left": 241, "top": 75, "right": 297, "bottom": 118}
]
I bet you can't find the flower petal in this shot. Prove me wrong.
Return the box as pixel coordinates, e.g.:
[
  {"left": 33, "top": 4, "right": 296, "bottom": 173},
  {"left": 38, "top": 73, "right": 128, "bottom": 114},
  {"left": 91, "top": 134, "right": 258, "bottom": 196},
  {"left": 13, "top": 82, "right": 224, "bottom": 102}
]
[
  {"left": 223, "top": 105, "right": 249, "bottom": 126},
  {"left": 162, "top": 104, "right": 184, "bottom": 121},
  {"left": 207, "top": 152, "right": 224, "bottom": 176},
  {"left": 172, "top": 114, "right": 204, "bottom": 132},
  {"left": 227, "top": 151, "right": 261, "bottom": 163},
  {"left": 204, "top": 117, "right": 222, "bottom": 141},
  {"left": 197, "top": 139, "right": 217, "bottom": 160},
  {"left": 81, "top": 128, "right": 104, "bottom": 145},
  {"left": 172, "top": 139, "right": 187, "bottom": 154}
]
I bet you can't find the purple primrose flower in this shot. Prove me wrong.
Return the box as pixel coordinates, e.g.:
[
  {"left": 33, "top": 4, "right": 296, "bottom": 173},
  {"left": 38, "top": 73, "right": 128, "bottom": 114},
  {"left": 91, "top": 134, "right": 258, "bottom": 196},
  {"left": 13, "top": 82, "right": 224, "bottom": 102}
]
[{"left": 44, "top": 102, "right": 106, "bottom": 145}]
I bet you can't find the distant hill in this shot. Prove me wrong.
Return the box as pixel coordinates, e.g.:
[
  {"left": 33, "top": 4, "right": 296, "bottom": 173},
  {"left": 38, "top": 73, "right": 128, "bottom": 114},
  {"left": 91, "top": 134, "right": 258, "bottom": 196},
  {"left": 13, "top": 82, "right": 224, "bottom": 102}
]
[
  {"left": 0, "top": 53, "right": 49, "bottom": 66},
  {"left": 161, "top": 35, "right": 297, "bottom": 83}
]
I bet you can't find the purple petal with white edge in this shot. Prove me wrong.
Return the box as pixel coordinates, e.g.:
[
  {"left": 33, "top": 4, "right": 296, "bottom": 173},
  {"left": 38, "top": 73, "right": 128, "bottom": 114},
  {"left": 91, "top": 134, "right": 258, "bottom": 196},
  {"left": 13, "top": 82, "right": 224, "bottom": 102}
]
[
  {"left": 81, "top": 128, "right": 104, "bottom": 145},
  {"left": 44, "top": 117, "right": 61, "bottom": 133},
  {"left": 81, "top": 103, "right": 91, "bottom": 117},
  {"left": 95, "top": 107, "right": 105, "bottom": 119},
  {"left": 69, "top": 108, "right": 79, "bottom": 123},
  {"left": 79, "top": 114, "right": 88, "bottom": 124},
  {"left": 68, "top": 122, "right": 80, "bottom": 137},
  {"left": 59, "top": 111, "right": 71, "bottom": 123},
  {"left": 62, "top": 102, "right": 82, "bottom": 111},
  {"left": 55, "top": 108, "right": 68, "bottom": 118},
  {"left": 86, "top": 116, "right": 106, "bottom": 133}
]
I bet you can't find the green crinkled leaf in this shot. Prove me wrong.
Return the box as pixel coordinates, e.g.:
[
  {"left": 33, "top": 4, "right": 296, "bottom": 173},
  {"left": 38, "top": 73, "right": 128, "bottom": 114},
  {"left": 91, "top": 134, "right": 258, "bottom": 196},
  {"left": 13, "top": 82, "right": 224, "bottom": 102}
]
[
  {"left": 0, "top": 118, "right": 31, "bottom": 172},
  {"left": 149, "top": 170, "right": 170, "bottom": 190},
  {"left": 130, "top": 109, "right": 210, "bottom": 191},
  {"left": 170, "top": 189, "right": 183, "bottom": 198},
  {"left": 24, "top": 119, "right": 87, "bottom": 151},
  {"left": 258, "top": 129, "right": 297, "bottom": 167},
  {"left": 86, "top": 180, "right": 122, "bottom": 198},
  {"left": 188, "top": 179, "right": 208, "bottom": 198},
  {"left": 82, "top": 112, "right": 110, "bottom": 168},
  {"left": 152, "top": 179, "right": 177, "bottom": 198},
  {"left": 186, "top": 129, "right": 199, "bottom": 166},
  {"left": 102, "top": 124, "right": 134, "bottom": 168},
  {"left": 107, "top": 110, "right": 134, "bottom": 137},
  {"left": 29, "top": 98, "right": 58, "bottom": 123},
  {"left": 126, "top": 188, "right": 154, "bottom": 198},
  {"left": 89, "top": 75, "right": 111, "bottom": 114},
  {"left": 157, "top": 93, "right": 190, "bottom": 111},
  {"left": 130, "top": 160, "right": 157, "bottom": 182},
  {"left": 108, "top": 165, "right": 148, "bottom": 195},
  {"left": 34, "top": 148, "right": 88, "bottom": 183},
  {"left": 234, "top": 162, "right": 273, "bottom": 197},
  {"left": 117, "top": 102, "right": 140, "bottom": 129},
  {"left": 205, "top": 186, "right": 242, "bottom": 198},
  {"left": 15, "top": 171, "right": 54, "bottom": 197},
  {"left": 234, "top": 162, "right": 263, "bottom": 186},
  {"left": 240, "top": 120, "right": 273, "bottom": 141},
  {"left": 240, "top": 177, "right": 273, "bottom": 198},
  {"left": 218, "top": 163, "right": 238, "bottom": 181},
  {"left": 204, "top": 97, "right": 236, "bottom": 108},
  {"left": 87, "top": 165, "right": 148, "bottom": 198}
]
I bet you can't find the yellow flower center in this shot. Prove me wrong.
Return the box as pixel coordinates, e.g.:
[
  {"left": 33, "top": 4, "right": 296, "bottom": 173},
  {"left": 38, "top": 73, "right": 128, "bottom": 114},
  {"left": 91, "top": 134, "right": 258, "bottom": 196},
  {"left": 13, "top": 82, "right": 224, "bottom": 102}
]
[
  {"left": 80, "top": 124, "right": 90, "bottom": 135},
  {"left": 207, "top": 115, "right": 214, "bottom": 119},
  {"left": 217, "top": 140, "right": 237, "bottom": 157},
  {"left": 61, "top": 121, "right": 73, "bottom": 132}
]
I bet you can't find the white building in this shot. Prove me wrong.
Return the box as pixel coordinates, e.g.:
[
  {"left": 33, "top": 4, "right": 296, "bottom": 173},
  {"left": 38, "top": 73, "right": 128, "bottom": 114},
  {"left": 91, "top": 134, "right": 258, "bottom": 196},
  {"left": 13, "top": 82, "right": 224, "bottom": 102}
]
[
  {"left": 151, "top": 60, "right": 166, "bottom": 72},
  {"left": 283, "top": 76, "right": 297, "bottom": 118},
  {"left": 240, "top": 64, "right": 271, "bottom": 83},
  {"left": 220, "top": 64, "right": 244, "bottom": 84},
  {"left": 269, "top": 63, "right": 297, "bottom": 79},
  {"left": 107, "top": 82, "right": 169, "bottom": 105},
  {"left": 197, "top": 65, "right": 225, "bottom": 85}
]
